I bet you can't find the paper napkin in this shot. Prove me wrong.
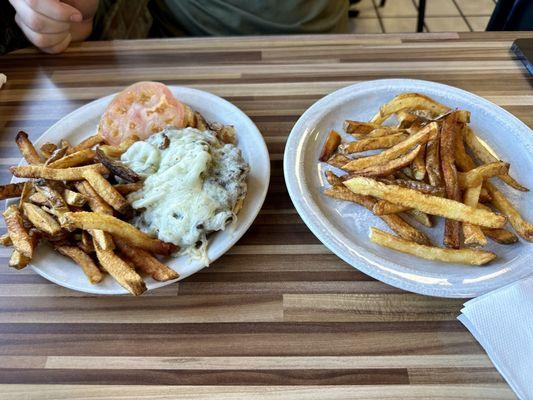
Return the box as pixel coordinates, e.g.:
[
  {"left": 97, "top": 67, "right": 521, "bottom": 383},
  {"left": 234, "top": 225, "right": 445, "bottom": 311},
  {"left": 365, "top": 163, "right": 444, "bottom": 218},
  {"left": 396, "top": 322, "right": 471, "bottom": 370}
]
[{"left": 458, "top": 275, "right": 533, "bottom": 400}]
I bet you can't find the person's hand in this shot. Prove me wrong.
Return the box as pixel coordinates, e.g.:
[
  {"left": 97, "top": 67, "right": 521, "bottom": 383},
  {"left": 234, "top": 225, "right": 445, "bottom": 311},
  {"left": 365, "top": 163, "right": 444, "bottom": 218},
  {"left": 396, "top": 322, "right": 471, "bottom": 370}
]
[{"left": 9, "top": 0, "right": 97, "bottom": 54}]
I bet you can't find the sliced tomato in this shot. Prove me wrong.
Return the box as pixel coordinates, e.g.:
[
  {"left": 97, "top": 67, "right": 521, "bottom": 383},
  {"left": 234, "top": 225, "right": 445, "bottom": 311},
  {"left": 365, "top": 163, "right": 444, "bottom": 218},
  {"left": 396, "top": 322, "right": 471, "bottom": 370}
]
[{"left": 99, "top": 81, "right": 186, "bottom": 145}]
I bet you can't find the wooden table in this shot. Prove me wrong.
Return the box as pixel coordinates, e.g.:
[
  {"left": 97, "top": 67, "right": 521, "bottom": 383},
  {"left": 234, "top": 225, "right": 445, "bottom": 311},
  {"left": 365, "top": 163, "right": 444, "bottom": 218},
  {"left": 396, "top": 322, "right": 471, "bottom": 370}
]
[{"left": 0, "top": 32, "right": 531, "bottom": 400}]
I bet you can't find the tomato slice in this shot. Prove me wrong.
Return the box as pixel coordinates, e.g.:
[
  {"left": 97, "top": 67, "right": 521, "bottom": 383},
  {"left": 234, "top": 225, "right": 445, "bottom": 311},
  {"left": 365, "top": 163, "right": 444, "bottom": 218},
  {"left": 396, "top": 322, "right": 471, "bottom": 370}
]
[{"left": 99, "top": 82, "right": 186, "bottom": 145}]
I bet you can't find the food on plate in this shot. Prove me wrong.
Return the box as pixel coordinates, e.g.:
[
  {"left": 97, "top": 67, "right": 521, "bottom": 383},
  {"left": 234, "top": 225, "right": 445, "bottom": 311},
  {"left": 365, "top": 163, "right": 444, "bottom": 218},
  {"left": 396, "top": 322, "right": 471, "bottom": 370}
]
[
  {"left": 319, "top": 130, "right": 341, "bottom": 161},
  {"left": 319, "top": 92, "right": 531, "bottom": 265},
  {"left": 2, "top": 81, "right": 249, "bottom": 295}
]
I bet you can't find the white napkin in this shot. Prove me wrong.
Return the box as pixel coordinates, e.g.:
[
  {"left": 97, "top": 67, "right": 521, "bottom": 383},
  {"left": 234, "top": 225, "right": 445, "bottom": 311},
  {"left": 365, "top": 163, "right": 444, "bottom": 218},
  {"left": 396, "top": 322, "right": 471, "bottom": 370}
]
[{"left": 458, "top": 275, "right": 533, "bottom": 400}]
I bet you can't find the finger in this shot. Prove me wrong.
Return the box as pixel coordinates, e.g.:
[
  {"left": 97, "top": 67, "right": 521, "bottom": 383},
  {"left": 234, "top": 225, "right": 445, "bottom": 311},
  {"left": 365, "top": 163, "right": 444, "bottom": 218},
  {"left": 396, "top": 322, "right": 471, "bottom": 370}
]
[
  {"left": 41, "top": 33, "right": 72, "bottom": 54},
  {"left": 15, "top": 13, "right": 70, "bottom": 50},
  {"left": 11, "top": 0, "right": 70, "bottom": 33},
  {"left": 24, "top": 0, "right": 82, "bottom": 22}
]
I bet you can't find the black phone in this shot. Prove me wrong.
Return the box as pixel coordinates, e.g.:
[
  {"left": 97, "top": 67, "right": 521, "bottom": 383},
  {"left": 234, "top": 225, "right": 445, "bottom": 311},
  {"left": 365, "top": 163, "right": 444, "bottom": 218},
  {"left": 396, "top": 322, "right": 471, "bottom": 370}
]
[{"left": 512, "top": 38, "right": 533, "bottom": 75}]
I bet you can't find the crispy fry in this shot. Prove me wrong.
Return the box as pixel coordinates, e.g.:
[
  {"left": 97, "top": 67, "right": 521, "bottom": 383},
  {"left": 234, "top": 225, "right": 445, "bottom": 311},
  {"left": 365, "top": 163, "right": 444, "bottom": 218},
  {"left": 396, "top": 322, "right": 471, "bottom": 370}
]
[
  {"left": 425, "top": 138, "right": 442, "bottom": 187},
  {"left": 47, "top": 149, "right": 95, "bottom": 169},
  {"left": 411, "top": 142, "right": 426, "bottom": 181},
  {"left": 10, "top": 164, "right": 108, "bottom": 181},
  {"left": 482, "top": 228, "right": 519, "bottom": 245},
  {"left": 34, "top": 183, "right": 69, "bottom": 214},
  {"left": 319, "top": 130, "right": 341, "bottom": 162},
  {"left": 0, "top": 182, "right": 24, "bottom": 200},
  {"left": 342, "top": 122, "right": 438, "bottom": 171},
  {"left": 82, "top": 168, "right": 132, "bottom": 215},
  {"left": 463, "top": 127, "right": 527, "bottom": 192},
  {"left": 44, "top": 146, "right": 69, "bottom": 166},
  {"left": 373, "top": 200, "right": 410, "bottom": 215},
  {"left": 55, "top": 244, "right": 103, "bottom": 284},
  {"left": 59, "top": 139, "right": 72, "bottom": 152},
  {"left": 479, "top": 187, "right": 492, "bottom": 203},
  {"left": 396, "top": 111, "right": 419, "bottom": 128},
  {"left": 369, "top": 227, "right": 495, "bottom": 266},
  {"left": 458, "top": 162, "right": 510, "bottom": 189},
  {"left": 40, "top": 143, "right": 58, "bottom": 158},
  {"left": 98, "top": 135, "right": 140, "bottom": 157},
  {"left": 94, "top": 148, "right": 141, "bottom": 182},
  {"left": 115, "top": 238, "right": 179, "bottom": 281},
  {"left": 90, "top": 229, "right": 115, "bottom": 251},
  {"left": 18, "top": 181, "right": 33, "bottom": 209},
  {"left": 462, "top": 184, "right": 487, "bottom": 247},
  {"left": 405, "top": 209, "right": 432, "bottom": 228},
  {"left": 79, "top": 231, "right": 95, "bottom": 253},
  {"left": 9, "top": 250, "right": 31, "bottom": 269},
  {"left": 343, "top": 177, "right": 506, "bottom": 228},
  {"left": 370, "top": 93, "right": 450, "bottom": 125},
  {"left": 67, "top": 134, "right": 103, "bottom": 154},
  {"left": 341, "top": 132, "right": 408, "bottom": 154},
  {"left": 74, "top": 181, "right": 113, "bottom": 215},
  {"left": 381, "top": 178, "right": 444, "bottom": 196},
  {"left": 22, "top": 202, "right": 61, "bottom": 236},
  {"left": 15, "top": 131, "right": 44, "bottom": 165},
  {"left": 63, "top": 189, "right": 87, "bottom": 207},
  {"left": 0, "top": 233, "right": 12, "bottom": 246},
  {"left": 485, "top": 181, "right": 533, "bottom": 241},
  {"left": 113, "top": 182, "right": 143, "bottom": 195},
  {"left": 349, "top": 145, "right": 421, "bottom": 177},
  {"left": 327, "top": 153, "right": 351, "bottom": 169},
  {"left": 3, "top": 204, "right": 33, "bottom": 258},
  {"left": 440, "top": 112, "right": 462, "bottom": 248},
  {"left": 343, "top": 120, "right": 400, "bottom": 137},
  {"left": 94, "top": 244, "right": 146, "bottom": 295},
  {"left": 63, "top": 212, "right": 177, "bottom": 255}
]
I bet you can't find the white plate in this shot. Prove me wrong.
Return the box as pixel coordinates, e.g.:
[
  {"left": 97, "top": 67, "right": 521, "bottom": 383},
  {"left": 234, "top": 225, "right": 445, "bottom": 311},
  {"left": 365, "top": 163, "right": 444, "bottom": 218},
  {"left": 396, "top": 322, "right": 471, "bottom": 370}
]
[
  {"left": 13, "top": 86, "right": 270, "bottom": 295},
  {"left": 284, "top": 79, "right": 533, "bottom": 298}
]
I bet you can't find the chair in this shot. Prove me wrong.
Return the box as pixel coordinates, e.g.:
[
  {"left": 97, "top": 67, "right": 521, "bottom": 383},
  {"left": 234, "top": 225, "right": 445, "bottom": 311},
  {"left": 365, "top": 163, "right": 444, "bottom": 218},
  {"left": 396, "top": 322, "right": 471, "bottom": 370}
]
[{"left": 379, "top": 0, "right": 427, "bottom": 32}]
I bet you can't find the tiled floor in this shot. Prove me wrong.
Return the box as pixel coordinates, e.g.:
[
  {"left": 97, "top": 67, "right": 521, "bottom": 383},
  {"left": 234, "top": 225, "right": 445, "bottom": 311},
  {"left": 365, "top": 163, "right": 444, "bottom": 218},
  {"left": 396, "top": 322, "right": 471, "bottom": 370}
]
[{"left": 348, "top": 0, "right": 496, "bottom": 33}]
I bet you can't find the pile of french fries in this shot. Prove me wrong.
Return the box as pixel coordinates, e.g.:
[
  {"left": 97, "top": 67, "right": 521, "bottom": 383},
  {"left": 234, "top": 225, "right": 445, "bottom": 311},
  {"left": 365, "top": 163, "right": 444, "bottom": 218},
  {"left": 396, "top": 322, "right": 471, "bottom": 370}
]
[
  {"left": 321, "top": 93, "right": 532, "bottom": 265},
  {"left": 1, "top": 131, "right": 180, "bottom": 295}
]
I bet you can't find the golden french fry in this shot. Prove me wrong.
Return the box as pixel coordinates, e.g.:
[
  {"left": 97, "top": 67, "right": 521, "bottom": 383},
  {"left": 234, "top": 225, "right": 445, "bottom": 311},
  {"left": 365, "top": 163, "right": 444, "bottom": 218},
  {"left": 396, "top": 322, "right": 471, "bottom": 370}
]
[
  {"left": 18, "top": 181, "right": 33, "bottom": 209},
  {"left": 90, "top": 229, "right": 115, "bottom": 251},
  {"left": 22, "top": 202, "right": 61, "bottom": 236},
  {"left": 9, "top": 250, "right": 31, "bottom": 270},
  {"left": 115, "top": 238, "right": 179, "bottom": 282},
  {"left": 411, "top": 142, "right": 426, "bottom": 181},
  {"left": 343, "top": 120, "right": 400, "bottom": 138},
  {"left": 370, "top": 93, "right": 450, "bottom": 125},
  {"left": 10, "top": 164, "right": 108, "bottom": 181},
  {"left": 79, "top": 231, "right": 95, "bottom": 253},
  {"left": 458, "top": 162, "right": 510, "bottom": 189},
  {"left": 44, "top": 146, "right": 69, "bottom": 166},
  {"left": 67, "top": 134, "right": 103, "bottom": 154},
  {"left": 59, "top": 139, "right": 72, "bottom": 152},
  {"left": 319, "top": 130, "right": 341, "bottom": 162},
  {"left": 63, "top": 189, "right": 87, "bottom": 207},
  {"left": 369, "top": 227, "right": 495, "bottom": 265},
  {"left": 349, "top": 145, "right": 421, "bottom": 177},
  {"left": 15, "top": 131, "right": 44, "bottom": 165},
  {"left": 113, "top": 182, "right": 143, "bottom": 195},
  {"left": 485, "top": 182, "right": 533, "bottom": 242},
  {"left": 482, "top": 228, "right": 519, "bottom": 245},
  {"left": 3, "top": 205, "right": 33, "bottom": 258},
  {"left": 373, "top": 200, "right": 410, "bottom": 215},
  {"left": 94, "top": 243, "right": 146, "bottom": 295},
  {"left": 344, "top": 176, "right": 506, "bottom": 228},
  {"left": 405, "top": 209, "right": 432, "bottom": 228},
  {"left": 462, "top": 184, "right": 487, "bottom": 247},
  {"left": 82, "top": 168, "right": 131, "bottom": 215},
  {"left": 40, "top": 143, "right": 58, "bottom": 158},
  {"left": 0, "top": 182, "right": 25, "bottom": 200},
  {"left": 396, "top": 111, "right": 419, "bottom": 129},
  {"left": 98, "top": 135, "right": 140, "bottom": 157},
  {"left": 74, "top": 181, "right": 113, "bottom": 215},
  {"left": 55, "top": 244, "right": 103, "bottom": 284},
  {"left": 342, "top": 132, "right": 408, "bottom": 154},
  {"left": 63, "top": 212, "right": 177, "bottom": 255},
  {"left": 47, "top": 149, "right": 95, "bottom": 169},
  {"left": 463, "top": 127, "right": 527, "bottom": 192},
  {"left": 0, "top": 233, "right": 13, "bottom": 246},
  {"left": 425, "top": 138, "right": 442, "bottom": 187},
  {"left": 381, "top": 178, "right": 444, "bottom": 196},
  {"left": 34, "top": 184, "right": 69, "bottom": 214},
  {"left": 342, "top": 122, "right": 438, "bottom": 171},
  {"left": 440, "top": 112, "right": 462, "bottom": 249},
  {"left": 327, "top": 153, "right": 351, "bottom": 169}
]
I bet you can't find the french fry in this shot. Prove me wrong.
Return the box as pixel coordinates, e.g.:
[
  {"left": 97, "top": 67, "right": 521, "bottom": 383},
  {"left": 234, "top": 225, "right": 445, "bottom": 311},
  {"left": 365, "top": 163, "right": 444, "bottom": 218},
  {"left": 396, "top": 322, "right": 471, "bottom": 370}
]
[
  {"left": 405, "top": 209, "right": 432, "bottom": 228},
  {"left": 115, "top": 238, "right": 179, "bottom": 282},
  {"left": 47, "top": 149, "right": 95, "bottom": 169},
  {"left": 114, "top": 182, "right": 143, "bottom": 195},
  {"left": 349, "top": 145, "right": 421, "bottom": 177},
  {"left": 341, "top": 132, "right": 408, "bottom": 154},
  {"left": 369, "top": 227, "right": 495, "bottom": 266},
  {"left": 411, "top": 142, "right": 426, "bottom": 181},
  {"left": 342, "top": 122, "right": 438, "bottom": 171},
  {"left": 3, "top": 204, "right": 33, "bottom": 258},
  {"left": 380, "top": 178, "right": 444, "bottom": 196},
  {"left": 482, "top": 228, "right": 519, "bottom": 245},
  {"left": 0, "top": 233, "right": 12, "bottom": 246},
  {"left": 67, "top": 134, "right": 103, "bottom": 154},
  {"left": 15, "top": 131, "right": 44, "bottom": 165},
  {"left": 94, "top": 148, "right": 141, "bottom": 182},
  {"left": 462, "top": 184, "right": 487, "bottom": 247},
  {"left": 479, "top": 187, "right": 492, "bottom": 203},
  {"left": 463, "top": 127, "right": 527, "bottom": 192},
  {"left": 396, "top": 111, "right": 419, "bottom": 129},
  {"left": 22, "top": 202, "right": 61, "bottom": 236},
  {"left": 9, "top": 250, "right": 31, "bottom": 270},
  {"left": 18, "top": 181, "right": 33, "bottom": 209},
  {"left": 74, "top": 181, "right": 113, "bottom": 215},
  {"left": 94, "top": 244, "right": 146, "bottom": 295},
  {"left": 10, "top": 164, "right": 108, "bottom": 181},
  {"left": 319, "top": 130, "right": 341, "bottom": 162},
  {"left": 63, "top": 212, "right": 177, "bottom": 255},
  {"left": 343, "top": 120, "right": 383, "bottom": 135},
  {"left": 485, "top": 181, "right": 533, "bottom": 241},
  {"left": 40, "top": 143, "right": 58, "bottom": 158},
  {"left": 90, "top": 229, "right": 115, "bottom": 251},
  {"left": 0, "top": 182, "right": 25, "bottom": 200},
  {"left": 425, "top": 138, "right": 442, "bottom": 187},
  {"left": 373, "top": 201, "right": 410, "bottom": 215},
  {"left": 82, "top": 168, "right": 132, "bottom": 215},
  {"left": 370, "top": 93, "right": 450, "bottom": 125},
  {"left": 327, "top": 153, "right": 351, "bottom": 169},
  {"left": 44, "top": 146, "right": 69, "bottom": 166},
  {"left": 63, "top": 189, "right": 87, "bottom": 207},
  {"left": 79, "top": 231, "right": 95, "bottom": 253},
  {"left": 55, "top": 244, "right": 103, "bottom": 284},
  {"left": 458, "top": 162, "right": 510, "bottom": 189},
  {"left": 343, "top": 176, "right": 506, "bottom": 228},
  {"left": 98, "top": 135, "right": 139, "bottom": 158},
  {"left": 59, "top": 139, "right": 72, "bottom": 152},
  {"left": 34, "top": 184, "right": 69, "bottom": 214}
]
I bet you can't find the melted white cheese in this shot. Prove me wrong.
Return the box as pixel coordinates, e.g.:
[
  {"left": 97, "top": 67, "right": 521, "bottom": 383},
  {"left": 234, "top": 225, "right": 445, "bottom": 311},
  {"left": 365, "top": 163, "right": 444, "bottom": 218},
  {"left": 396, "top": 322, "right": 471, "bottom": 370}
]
[{"left": 121, "top": 127, "right": 248, "bottom": 265}]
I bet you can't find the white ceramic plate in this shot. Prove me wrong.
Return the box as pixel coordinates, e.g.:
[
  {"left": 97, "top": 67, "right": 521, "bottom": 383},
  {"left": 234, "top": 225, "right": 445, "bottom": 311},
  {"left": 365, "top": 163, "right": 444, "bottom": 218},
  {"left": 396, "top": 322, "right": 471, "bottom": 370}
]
[
  {"left": 284, "top": 79, "right": 533, "bottom": 298},
  {"left": 12, "top": 86, "right": 270, "bottom": 295}
]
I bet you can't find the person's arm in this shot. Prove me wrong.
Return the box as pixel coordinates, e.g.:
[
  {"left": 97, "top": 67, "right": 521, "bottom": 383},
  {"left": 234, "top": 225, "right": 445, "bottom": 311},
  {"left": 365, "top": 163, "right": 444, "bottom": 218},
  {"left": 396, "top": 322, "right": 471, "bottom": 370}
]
[{"left": 9, "top": 0, "right": 98, "bottom": 54}]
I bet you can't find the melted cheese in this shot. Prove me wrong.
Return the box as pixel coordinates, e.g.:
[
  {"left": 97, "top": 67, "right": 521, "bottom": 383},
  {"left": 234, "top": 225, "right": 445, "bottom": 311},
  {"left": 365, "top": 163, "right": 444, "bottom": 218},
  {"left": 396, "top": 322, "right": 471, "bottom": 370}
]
[{"left": 121, "top": 127, "right": 248, "bottom": 265}]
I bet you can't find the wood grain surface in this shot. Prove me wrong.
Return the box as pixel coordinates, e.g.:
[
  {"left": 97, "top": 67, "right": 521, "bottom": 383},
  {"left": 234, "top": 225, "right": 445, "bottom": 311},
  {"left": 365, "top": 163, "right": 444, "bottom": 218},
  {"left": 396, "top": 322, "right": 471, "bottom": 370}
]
[{"left": 1, "top": 32, "right": 532, "bottom": 400}]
